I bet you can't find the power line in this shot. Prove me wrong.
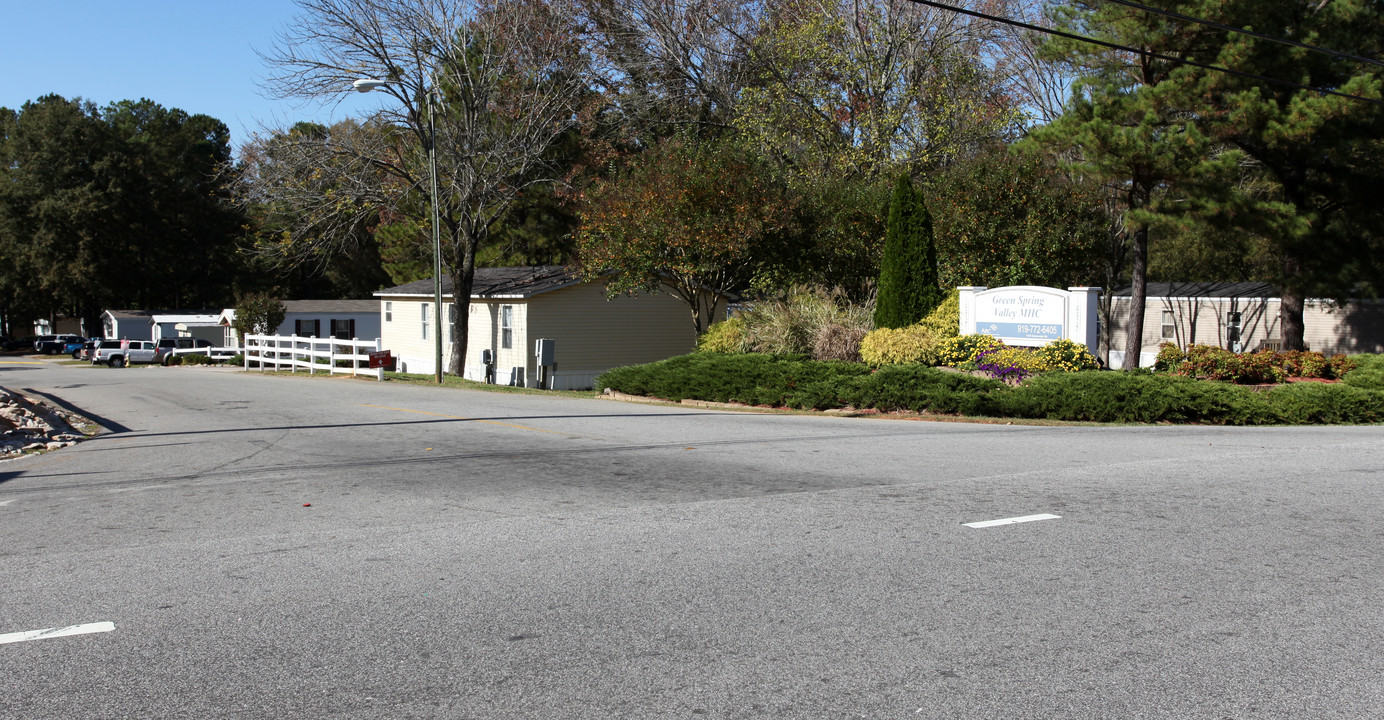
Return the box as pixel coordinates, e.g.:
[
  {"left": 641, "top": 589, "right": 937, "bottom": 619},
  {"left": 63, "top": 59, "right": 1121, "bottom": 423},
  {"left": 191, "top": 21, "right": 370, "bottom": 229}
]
[
  {"left": 903, "top": 0, "right": 1384, "bottom": 106},
  {"left": 1098, "top": 0, "right": 1384, "bottom": 70}
]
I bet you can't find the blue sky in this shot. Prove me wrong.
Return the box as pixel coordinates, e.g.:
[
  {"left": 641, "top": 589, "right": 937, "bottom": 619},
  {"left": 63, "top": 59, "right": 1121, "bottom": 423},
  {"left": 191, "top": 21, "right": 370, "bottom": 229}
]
[{"left": 2, "top": 0, "right": 373, "bottom": 153}]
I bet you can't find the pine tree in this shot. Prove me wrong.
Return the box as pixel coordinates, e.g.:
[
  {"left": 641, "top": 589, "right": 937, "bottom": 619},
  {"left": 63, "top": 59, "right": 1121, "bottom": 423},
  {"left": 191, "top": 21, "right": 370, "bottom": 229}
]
[
  {"left": 874, "top": 175, "right": 942, "bottom": 329},
  {"left": 1029, "top": 1, "right": 1235, "bottom": 369},
  {"left": 1165, "top": 0, "right": 1384, "bottom": 350}
]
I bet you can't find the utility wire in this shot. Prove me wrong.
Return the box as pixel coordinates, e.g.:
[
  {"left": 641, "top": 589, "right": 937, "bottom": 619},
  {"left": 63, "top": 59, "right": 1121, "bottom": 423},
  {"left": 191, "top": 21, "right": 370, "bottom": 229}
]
[
  {"left": 903, "top": 0, "right": 1384, "bottom": 106},
  {"left": 1098, "top": 0, "right": 1384, "bottom": 69}
]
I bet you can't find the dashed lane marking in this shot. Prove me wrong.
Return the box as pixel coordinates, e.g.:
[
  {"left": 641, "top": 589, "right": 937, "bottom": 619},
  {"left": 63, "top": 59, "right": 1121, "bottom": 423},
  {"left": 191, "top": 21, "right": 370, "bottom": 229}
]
[
  {"left": 0, "top": 622, "right": 115, "bottom": 645},
  {"left": 963, "top": 513, "right": 1061, "bottom": 529}
]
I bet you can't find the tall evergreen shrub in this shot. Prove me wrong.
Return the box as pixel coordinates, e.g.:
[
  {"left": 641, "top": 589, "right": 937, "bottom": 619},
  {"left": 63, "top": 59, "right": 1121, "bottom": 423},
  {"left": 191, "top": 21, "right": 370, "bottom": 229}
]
[{"left": 874, "top": 174, "right": 942, "bottom": 329}]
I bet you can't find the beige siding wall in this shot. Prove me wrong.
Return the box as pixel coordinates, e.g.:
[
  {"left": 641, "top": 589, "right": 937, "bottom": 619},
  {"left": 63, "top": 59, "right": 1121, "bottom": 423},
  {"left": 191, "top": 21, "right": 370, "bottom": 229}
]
[
  {"left": 1108, "top": 297, "right": 1384, "bottom": 357},
  {"left": 1304, "top": 299, "right": 1384, "bottom": 355},
  {"left": 465, "top": 299, "right": 530, "bottom": 378},
  {"left": 526, "top": 283, "right": 703, "bottom": 377},
  {"left": 1108, "top": 297, "right": 1278, "bottom": 354},
  {"left": 379, "top": 297, "right": 443, "bottom": 374},
  {"left": 381, "top": 284, "right": 721, "bottom": 384}
]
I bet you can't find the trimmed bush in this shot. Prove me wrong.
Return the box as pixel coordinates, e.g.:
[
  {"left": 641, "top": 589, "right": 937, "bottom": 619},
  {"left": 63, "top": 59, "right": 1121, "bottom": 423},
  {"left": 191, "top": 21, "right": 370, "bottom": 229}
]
[
  {"left": 858, "top": 291, "right": 960, "bottom": 366},
  {"left": 1157, "top": 344, "right": 1357, "bottom": 384},
  {"left": 598, "top": 353, "right": 1384, "bottom": 425},
  {"left": 998, "top": 371, "right": 1278, "bottom": 424},
  {"left": 698, "top": 316, "right": 748, "bottom": 354},
  {"left": 1266, "top": 382, "right": 1384, "bottom": 424},
  {"left": 165, "top": 355, "right": 184, "bottom": 366},
  {"left": 1343, "top": 354, "right": 1384, "bottom": 390},
  {"left": 916, "top": 290, "right": 961, "bottom": 339},
  {"left": 860, "top": 325, "right": 943, "bottom": 365},
  {"left": 1154, "top": 342, "right": 1184, "bottom": 372},
  {"left": 1175, "top": 344, "right": 1286, "bottom": 384},
  {"left": 597, "top": 353, "right": 871, "bottom": 406},
  {"left": 839, "top": 365, "right": 1004, "bottom": 415}
]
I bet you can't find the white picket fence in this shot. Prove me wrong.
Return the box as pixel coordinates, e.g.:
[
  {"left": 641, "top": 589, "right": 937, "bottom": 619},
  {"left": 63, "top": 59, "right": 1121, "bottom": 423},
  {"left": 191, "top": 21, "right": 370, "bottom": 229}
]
[{"left": 243, "top": 334, "right": 386, "bottom": 381}]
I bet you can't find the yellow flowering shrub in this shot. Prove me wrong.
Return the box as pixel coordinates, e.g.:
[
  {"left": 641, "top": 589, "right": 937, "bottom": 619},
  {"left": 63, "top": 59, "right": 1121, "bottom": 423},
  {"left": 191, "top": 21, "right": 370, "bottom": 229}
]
[
  {"left": 982, "top": 346, "right": 1048, "bottom": 374},
  {"left": 937, "top": 333, "right": 1004, "bottom": 367},
  {"left": 1035, "top": 338, "right": 1099, "bottom": 372}
]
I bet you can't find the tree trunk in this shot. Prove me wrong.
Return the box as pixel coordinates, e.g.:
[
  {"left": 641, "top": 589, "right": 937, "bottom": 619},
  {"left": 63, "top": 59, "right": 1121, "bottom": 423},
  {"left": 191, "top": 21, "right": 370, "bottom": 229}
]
[
  {"left": 1279, "top": 267, "right": 1307, "bottom": 352},
  {"left": 448, "top": 239, "right": 477, "bottom": 378},
  {"left": 1121, "top": 223, "right": 1149, "bottom": 371}
]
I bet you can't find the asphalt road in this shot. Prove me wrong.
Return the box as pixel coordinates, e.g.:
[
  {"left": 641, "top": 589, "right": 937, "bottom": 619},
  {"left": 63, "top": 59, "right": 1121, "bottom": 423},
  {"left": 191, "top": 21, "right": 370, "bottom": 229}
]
[{"left": 2, "top": 359, "right": 1382, "bottom": 719}]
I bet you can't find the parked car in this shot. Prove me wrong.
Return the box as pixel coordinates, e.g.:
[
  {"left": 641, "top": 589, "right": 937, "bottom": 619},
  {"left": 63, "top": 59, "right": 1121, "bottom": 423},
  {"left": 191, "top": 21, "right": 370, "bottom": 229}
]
[
  {"left": 76, "top": 338, "right": 102, "bottom": 360},
  {"left": 2, "top": 335, "right": 38, "bottom": 351},
  {"left": 61, "top": 337, "right": 88, "bottom": 357},
  {"left": 34, "top": 334, "right": 84, "bottom": 354},
  {"left": 154, "top": 337, "right": 215, "bottom": 365},
  {"left": 90, "top": 339, "right": 156, "bottom": 367}
]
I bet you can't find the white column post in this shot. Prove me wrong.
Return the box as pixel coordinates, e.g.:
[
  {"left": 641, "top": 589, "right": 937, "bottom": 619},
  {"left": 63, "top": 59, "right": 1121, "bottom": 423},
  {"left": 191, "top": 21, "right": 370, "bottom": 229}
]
[
  {"left": 957, "top": 287, "right": 987, "bottom": 336},
  {"left": 1067, "top": 287, "right": 1102, "bottom": 357},
  {"left": 375, "top": 337, "right": 384, "bottom": 381}
]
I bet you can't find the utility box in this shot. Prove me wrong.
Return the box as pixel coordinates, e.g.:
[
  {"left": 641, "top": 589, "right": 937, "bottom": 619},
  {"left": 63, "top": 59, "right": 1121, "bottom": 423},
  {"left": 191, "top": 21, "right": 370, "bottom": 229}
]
[
  {"left": 535, "top": 339, "right": 555, "bottom": 366},
  {"left": 480, "top": 348, "right": 493, "bottom": 365}
]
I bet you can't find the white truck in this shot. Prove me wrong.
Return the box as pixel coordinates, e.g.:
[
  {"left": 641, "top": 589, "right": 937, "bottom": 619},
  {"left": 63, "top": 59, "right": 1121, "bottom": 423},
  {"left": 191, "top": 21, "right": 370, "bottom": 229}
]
[{"left": 90, "top": 339, "right": 156, "bottom": 367}]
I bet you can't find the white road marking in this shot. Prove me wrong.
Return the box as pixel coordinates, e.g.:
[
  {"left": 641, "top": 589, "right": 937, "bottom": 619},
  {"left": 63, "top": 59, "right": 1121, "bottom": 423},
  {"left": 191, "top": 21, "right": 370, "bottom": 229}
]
[
  {"left": 963, "top": 513, "right": 1061, "bottom": 529},
  {"left": 0, "top": 499, "right": 13, "bottom": 507},
  {"left": 0, "top": 621, "right": 115, "bottom": 645},
  {"left": 108, "top": 484, "right": 173, "bottom": 494}
]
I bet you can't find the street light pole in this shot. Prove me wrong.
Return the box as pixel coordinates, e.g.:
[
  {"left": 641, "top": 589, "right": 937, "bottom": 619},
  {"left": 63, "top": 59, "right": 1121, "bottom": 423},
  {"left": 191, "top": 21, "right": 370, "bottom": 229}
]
[
  {"left": 353, "top": 78, "right": 445, "bottom": 384},
  {"left": 426, "top": 92, "right": 443, "bottom": 384}
]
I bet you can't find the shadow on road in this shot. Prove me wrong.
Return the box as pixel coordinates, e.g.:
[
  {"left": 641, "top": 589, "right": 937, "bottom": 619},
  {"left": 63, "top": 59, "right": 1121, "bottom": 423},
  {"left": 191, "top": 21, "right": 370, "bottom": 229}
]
[{"left": 20, "top": 387, "right": 133, "bottom": 434}]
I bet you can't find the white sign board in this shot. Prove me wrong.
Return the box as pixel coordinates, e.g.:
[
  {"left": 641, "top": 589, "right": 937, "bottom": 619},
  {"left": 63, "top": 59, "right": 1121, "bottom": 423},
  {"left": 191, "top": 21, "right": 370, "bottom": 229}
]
[
  {"left": 958, "top": 285, "right": 1100, "bottom": 354},
  {"left": 972, "top": 286, "right": 1067, "bottom": 344}
]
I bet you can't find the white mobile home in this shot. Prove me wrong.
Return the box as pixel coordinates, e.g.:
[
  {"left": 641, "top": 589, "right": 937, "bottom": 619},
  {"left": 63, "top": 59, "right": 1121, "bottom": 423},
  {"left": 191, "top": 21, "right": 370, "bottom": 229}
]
[
  {"left": 219, "top": 300, "right": 383, "bottom": 348},
  {"left": 375, "top": 266, "right": 726, "bottom": 390},
  {"left": 1107, "top": 282, "right": 1384, "bottom": 366},
  {"left": 101, "top": 310, "right": 154, "bottom": 341},
  {"left": 150, "top": 313, "right": 222, "bottom": 345}
]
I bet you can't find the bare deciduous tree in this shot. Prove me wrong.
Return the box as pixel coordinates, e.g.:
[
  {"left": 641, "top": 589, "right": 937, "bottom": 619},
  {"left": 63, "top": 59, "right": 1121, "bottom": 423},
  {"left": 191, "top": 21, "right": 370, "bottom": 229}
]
[
  {"left": 582, "top": 0, "right": 759, "bottom": 133},
  {"left": 254, "top": 0, "right": 591, "bottom": 376},
  {"left": 729, "top": 0, "right": 1027, "bottom": 178}
]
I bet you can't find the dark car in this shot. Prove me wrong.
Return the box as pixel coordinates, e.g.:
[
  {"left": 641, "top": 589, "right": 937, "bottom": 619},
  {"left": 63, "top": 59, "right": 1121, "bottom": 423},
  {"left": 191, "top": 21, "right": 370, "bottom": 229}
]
[
  {"left": 3, "top": 335, "right": 41, "bottom": 352},
  {"left": 35, "top": 334, "right": 84, "bottom": 354},
  {"left": 154, "top": 337, "right": 216, "bottom": 365}
]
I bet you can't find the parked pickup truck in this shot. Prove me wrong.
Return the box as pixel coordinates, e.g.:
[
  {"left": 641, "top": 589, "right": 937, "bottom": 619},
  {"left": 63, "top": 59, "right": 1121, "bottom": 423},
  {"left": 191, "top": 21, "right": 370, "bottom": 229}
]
[
  {"left": 155, "top": 337, "right": 214, "bottom": 365},
  {"left": 90, "top": 339, "right": 156, "bottom": 367},
  {"left": 156, "top": 337, "right": 237, "bottom": 365}
]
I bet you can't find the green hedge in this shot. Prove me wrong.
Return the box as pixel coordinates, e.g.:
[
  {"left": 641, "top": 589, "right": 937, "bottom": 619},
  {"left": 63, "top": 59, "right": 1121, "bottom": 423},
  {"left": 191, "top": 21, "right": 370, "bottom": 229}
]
[
  {"left": 1343, "top": 354, "right": 1384, "bottom": 391},
  {"left": 596, "top": 353, "right": 1384, "bottom": 425}
]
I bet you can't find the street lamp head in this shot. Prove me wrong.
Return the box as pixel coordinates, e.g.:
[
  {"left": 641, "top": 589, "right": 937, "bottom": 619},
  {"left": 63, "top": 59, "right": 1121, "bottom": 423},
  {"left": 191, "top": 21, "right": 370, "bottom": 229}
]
[{"left": 352, "top": 78, "right": 391, "bottom": 93}]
